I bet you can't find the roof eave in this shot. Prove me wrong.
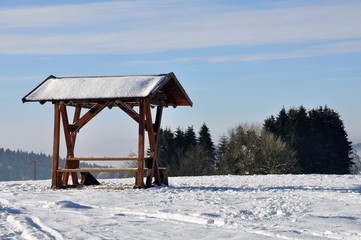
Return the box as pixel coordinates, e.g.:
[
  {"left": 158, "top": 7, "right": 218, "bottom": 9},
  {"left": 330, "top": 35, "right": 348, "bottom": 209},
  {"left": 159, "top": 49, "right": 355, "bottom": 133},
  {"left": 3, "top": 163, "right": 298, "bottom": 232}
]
[
  {"left": 148, "top": 72, "right": 193, "bottom": 107},
  {"left": 22, "top": 75, "right": 57, "bottom": 103}
]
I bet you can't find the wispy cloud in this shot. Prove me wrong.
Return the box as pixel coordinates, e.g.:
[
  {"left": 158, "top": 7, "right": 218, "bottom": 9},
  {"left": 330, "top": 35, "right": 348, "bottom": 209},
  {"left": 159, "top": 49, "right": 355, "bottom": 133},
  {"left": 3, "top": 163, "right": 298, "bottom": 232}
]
[
  {"left": 208, "top": 40, "right": 361, "bottom": 62},
  {"left": 320, "top": 76, "right": 361, "bottom": 82},
  {"left": 1, "top": 1, "right": 361, "bottom": 55},
  {"left": 124, "top": 40, "right": 361, "bottom": 64}
]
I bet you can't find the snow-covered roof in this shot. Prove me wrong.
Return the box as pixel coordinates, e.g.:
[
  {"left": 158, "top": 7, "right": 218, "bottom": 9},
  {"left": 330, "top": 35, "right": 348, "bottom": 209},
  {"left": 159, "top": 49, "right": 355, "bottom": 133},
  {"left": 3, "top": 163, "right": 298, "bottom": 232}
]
[{"left": 22, "top": 72, "right": 192, "bottom": 107}]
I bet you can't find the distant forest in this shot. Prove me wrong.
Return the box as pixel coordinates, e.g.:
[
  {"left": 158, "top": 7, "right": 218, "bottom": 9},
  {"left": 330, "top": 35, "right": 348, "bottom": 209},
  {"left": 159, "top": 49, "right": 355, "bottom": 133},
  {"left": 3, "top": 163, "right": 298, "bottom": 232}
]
[{"left": 0, "top": 148, "right": 104, "bottom": 181}]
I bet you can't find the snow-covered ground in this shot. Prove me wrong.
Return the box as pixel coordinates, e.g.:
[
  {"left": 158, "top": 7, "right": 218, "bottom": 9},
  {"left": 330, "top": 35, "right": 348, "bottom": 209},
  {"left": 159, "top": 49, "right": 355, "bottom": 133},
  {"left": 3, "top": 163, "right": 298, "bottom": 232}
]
[{"left": 1, "top": 175, "right": 361, "bottom": 239}]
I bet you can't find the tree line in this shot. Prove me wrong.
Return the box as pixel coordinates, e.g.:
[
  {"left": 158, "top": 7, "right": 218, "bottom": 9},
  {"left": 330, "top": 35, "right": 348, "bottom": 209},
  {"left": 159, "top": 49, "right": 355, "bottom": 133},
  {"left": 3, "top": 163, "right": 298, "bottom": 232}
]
[
  {"left": 0, "top": 105, "right": 357, "bottom": 181},
  {"left": 0, "top": 148, "right": 103, "bottom": 181},
  {"left": 156, "top": 106, "right": 355, "bottom": 176}
]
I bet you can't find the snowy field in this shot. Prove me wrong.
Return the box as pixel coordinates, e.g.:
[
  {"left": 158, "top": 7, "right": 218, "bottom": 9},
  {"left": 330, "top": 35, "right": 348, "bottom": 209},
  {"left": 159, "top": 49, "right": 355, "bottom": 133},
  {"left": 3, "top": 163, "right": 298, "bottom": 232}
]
[{"left": 1, "top": 175, "right": 361, "bottom": 240}]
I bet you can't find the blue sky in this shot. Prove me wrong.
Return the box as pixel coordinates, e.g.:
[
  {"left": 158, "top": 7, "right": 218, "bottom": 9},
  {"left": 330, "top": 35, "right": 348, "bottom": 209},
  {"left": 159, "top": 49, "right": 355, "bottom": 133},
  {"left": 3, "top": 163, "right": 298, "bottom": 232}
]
[{"left": 1, "top": 0, "right": 361, "bottom": 157}]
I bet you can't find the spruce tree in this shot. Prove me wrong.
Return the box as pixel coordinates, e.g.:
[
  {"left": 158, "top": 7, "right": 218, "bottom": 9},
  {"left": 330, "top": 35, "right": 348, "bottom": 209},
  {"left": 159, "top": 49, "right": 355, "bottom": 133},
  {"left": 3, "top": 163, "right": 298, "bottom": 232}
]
[
  {"left": 198, "top": 123, "right": 215, "bottom": 159},
  {"left": 264, "top": 106, "right": 353, "bottom": 174},
  {"left": 197, "top": 123, "right": 216, "bottom": 175},
  {"left": 156, "top": 128, "right": 175, "bottom": 174},
  {"left": 216, "top": 135, "right": 228, "bottom": 172},
  {"left": 184, "top": 126, "right": 197, "bottom": 150},
  {"left": 172, "top": 127, "right": 185, "bottom": 175}
]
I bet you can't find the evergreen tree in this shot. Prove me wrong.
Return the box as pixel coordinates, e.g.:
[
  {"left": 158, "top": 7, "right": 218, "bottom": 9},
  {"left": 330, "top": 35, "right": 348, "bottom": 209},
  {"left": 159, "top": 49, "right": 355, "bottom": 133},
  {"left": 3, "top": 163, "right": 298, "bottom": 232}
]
[
  {"left": 157, "top": 128, "right": 175, "bottom": 170},
  {"left": 156, "top": 124, "right": 216, "bottom": 176},
  {"left": 308, "top": 106, "right": 353, "bottom": 173},
  {"left": 215, "top": 135, "right": 228, "bottom": 171},
  {"left": 197, "top": 123, "right": 216, "bottom": 173},
  {"left": 264, "top": 106, "right": 353, "bottom": 174},
  {"left": 217, "top": 125, "right": 247, "bottom": 175},
  {"left": 198, "top": 123, "right": 215, "bottom": 159},
  {"left": 184, "top": 126, "right": 197, "bottom": 150}
]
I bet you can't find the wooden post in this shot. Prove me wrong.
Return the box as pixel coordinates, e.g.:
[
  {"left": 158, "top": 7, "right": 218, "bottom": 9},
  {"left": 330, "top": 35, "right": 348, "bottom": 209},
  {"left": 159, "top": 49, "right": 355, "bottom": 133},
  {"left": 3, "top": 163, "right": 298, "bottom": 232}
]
[
  {"left": 153, "top": 106, "right": 163, "bottom": 185},
  {"left": 145, "top": 100, "right": 155, "bottom": 187},
  {"left": 135, "top": 99, "right": 145, "bottom": 188},
  {"left": 51, "top": 103, "right": 61, "bottom": 188},
  {"left": 143, "top": 104, "right": 165, "bottom": 186}
]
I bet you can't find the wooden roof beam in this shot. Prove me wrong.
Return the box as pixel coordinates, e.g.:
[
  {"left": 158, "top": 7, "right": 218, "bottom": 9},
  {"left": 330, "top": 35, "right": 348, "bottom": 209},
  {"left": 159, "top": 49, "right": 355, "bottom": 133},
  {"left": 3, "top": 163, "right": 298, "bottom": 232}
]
[{"left": 162, "top": 89, "right": 177, "bottom": 108}]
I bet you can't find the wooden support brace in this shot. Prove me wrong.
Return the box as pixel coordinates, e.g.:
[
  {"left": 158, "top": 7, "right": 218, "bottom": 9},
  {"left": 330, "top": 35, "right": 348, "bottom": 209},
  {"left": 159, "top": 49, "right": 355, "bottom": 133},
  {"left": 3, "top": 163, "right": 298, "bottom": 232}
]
[
  {"left": 60, "top": 105, "right": 80, "bottom": 185},
  {"left": 70, "top": 102, "right": 108, "bottom": 133},
  {"left": 144, "top": 101, "right": 159, "bottom": 187},
  {"left": 115, "top": 101, "right": 139, "bottom": 123}
]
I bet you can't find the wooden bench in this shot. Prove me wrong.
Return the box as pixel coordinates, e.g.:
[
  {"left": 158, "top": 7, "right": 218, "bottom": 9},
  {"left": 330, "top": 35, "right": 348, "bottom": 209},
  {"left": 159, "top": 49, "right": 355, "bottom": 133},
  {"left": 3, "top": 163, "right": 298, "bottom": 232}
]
[{"left": 56, "top": 167, "right": 168, "bottom": 188}]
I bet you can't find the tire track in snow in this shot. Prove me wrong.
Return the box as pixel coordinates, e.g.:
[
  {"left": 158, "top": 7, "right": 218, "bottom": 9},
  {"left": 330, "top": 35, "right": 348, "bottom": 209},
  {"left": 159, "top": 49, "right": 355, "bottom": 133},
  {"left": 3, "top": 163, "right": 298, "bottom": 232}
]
[
  {"left": 114, "top": 209, "right": 224, "bottom": 226},
  {"left": 6, "top": 213, "right": 63, "bottom": 240},
  {"left": 114, "top": 209, "right": 304, "bottom": 240},
  {"left": 2, "top": 197, "right": 63, "bottom": 239},
  {"left": 0, "top": 198, "right": 21, "bottom": 238}
]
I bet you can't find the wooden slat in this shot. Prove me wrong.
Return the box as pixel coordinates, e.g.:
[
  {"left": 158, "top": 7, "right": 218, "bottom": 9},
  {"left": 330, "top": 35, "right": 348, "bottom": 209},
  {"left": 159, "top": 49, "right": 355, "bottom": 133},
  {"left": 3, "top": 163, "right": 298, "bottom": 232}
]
[
  {"left": 57, "top": 168, "right": 139, "bottom": 173},
  {"left": 66, "top": 157, "right": 138, "bottom": 161},
  {"left": 57, "top": 167, "right": 166, "bottom": 173}
]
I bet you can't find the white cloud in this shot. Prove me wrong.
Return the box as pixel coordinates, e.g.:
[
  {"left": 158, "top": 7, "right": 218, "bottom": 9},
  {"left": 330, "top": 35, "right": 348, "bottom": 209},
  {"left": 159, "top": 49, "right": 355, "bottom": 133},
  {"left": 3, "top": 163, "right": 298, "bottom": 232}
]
[{"left": 1, "top": 1, "right": 361, "bottom": 55}]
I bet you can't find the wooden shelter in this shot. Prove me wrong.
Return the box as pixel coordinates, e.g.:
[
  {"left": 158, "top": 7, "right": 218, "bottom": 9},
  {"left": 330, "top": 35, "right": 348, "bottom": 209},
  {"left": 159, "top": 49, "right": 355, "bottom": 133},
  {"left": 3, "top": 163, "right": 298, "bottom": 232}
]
[{"left": 22, "top": 72, "right": 192, "bottom": 188}]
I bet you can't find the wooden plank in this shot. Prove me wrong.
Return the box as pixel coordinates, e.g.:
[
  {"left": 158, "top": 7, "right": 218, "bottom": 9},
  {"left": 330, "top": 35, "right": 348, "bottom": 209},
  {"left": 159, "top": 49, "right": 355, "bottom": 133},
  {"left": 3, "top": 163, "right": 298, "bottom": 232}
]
[
  {"left": 66, "top": 157, "right": 138, "bottom": 161},
  {"left": 57, "top": 168, "right": 166, "bottom": 173},
  {"left": 51, "top": 103, "right": 61, "bottom": 188},
  {"left": 56, "top": 168, "right": 139, "bottom": 173},
  {"left": 57, "top": 167, "right": 166, "bottom": 172}
]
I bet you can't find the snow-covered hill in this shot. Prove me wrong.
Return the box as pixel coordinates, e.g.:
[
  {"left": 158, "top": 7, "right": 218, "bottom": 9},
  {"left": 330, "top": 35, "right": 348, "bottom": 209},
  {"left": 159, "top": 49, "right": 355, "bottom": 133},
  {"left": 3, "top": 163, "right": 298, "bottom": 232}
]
[
  {"left": 354, "top": 143, "right": 361, "bottom": 154},
  {"left": 1, "top": 175, "right": 361, "bottom": 239}
]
